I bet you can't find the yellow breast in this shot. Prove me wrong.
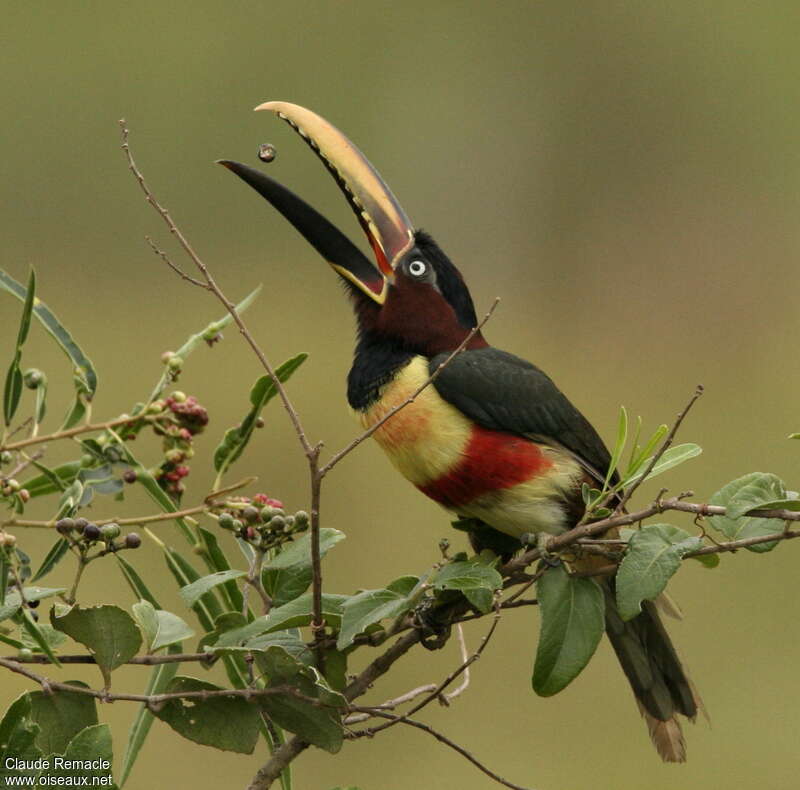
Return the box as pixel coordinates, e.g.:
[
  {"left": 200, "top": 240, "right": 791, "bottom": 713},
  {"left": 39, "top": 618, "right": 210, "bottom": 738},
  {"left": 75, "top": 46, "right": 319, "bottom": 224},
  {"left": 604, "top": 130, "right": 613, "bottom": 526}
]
[{"left": 358, "top": 356, "right": 472, "bottom": 485}]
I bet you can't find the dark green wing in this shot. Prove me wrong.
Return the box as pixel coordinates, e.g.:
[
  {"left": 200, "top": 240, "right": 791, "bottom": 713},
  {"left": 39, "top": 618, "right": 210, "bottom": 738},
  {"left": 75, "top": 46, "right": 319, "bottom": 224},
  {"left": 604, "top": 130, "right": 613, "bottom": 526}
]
[{"left": 429, "top": 347, "right": 614, "bottom": 483}]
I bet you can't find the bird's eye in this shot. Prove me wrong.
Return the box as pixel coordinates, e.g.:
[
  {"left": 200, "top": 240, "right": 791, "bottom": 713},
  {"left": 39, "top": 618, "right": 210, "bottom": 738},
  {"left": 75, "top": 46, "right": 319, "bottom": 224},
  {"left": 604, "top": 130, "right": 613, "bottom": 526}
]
[{"left": 407, "top": 260, "right": 427, "bottom": 278}]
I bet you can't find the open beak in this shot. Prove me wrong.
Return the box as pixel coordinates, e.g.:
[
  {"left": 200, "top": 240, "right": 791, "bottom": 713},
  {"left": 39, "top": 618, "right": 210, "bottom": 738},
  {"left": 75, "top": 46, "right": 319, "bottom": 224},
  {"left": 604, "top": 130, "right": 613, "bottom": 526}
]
[{"left": 219, "top": 101, "right": 415, "bottom": 305}]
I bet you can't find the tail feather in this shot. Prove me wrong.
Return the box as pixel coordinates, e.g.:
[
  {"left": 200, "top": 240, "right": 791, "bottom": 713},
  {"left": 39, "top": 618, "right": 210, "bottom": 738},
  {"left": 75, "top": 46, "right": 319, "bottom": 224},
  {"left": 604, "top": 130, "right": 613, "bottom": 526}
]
[
  {"left": 638, "top": 704, "right": 687, "bottom": 763},
  {"left": 602, "top": 582, "right": 699, "bottom": 762}
]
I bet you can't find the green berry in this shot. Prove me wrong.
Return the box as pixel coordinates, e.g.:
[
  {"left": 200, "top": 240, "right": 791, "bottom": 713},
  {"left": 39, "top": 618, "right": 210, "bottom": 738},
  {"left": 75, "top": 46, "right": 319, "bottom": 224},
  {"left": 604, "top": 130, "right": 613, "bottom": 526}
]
[
  {"left": 269, "top": 515, "right": 286, "bottom": 530},
  {"left": 0, "top": 451, "right": 12, "bottom": 466},
  {"left": 218, "top": 513, "right": 235, "bottom": 530},
  {"left": 17, "top": 648, "right": 33, "bottom": 660},
  {"left": 23, "top": 369, "right": 44, "bottom": 389},
  {"left": 101, "top": 524, "right": 121, "bottom": 541},
  {"left": 161, "top": 351, "right": 175, "bottom": 365}
]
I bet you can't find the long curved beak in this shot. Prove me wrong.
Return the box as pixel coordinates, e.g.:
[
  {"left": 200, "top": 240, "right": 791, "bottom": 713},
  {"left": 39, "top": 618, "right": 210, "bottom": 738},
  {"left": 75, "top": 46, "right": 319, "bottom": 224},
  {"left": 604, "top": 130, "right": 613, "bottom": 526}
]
[{"left": 220, "top": 101, "right": 416, "bottom": 304}]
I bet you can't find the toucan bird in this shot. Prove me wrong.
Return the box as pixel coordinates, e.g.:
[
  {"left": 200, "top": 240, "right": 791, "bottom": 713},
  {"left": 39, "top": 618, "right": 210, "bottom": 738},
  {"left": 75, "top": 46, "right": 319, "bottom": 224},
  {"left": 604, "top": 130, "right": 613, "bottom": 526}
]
[{"left": 220, "top": 102, "right": 699, "bottom": 762}]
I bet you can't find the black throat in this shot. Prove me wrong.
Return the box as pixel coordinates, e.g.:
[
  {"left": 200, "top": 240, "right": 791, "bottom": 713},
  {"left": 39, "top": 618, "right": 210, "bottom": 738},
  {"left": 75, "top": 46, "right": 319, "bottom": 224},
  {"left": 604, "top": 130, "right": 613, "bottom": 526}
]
[{"left": 347, "top": 330, "right": 415, "bottom": 411}]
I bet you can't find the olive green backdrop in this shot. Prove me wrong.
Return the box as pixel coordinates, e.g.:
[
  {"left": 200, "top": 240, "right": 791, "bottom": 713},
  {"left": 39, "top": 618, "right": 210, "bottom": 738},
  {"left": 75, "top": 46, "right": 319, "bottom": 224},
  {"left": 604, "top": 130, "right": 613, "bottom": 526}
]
[{"left": 3, "top": 2, "right": 800, "bottom": 789}]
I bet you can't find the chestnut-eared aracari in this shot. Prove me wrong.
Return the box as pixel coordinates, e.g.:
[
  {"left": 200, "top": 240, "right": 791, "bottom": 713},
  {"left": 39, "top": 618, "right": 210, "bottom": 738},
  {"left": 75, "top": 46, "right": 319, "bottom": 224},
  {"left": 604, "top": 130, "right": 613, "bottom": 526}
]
[{"left": 220, "top": 102, "right": 699, "bottom": 762}]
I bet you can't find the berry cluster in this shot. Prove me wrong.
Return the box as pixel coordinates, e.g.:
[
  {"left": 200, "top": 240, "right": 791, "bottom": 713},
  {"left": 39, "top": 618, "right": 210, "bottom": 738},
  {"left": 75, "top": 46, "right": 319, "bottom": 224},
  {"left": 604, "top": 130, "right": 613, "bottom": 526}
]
[
  {"left": 0, "top": 477, "right": 29, "bottom": 504},
  {"left": 55, "top": 517, "right": 141, "bottom": 551},
  {"left": 214, "top": 494, "right": 309, "bottom": 552},
  {"left": 147, "top": 391, "right": 209, "bottom": 501}
]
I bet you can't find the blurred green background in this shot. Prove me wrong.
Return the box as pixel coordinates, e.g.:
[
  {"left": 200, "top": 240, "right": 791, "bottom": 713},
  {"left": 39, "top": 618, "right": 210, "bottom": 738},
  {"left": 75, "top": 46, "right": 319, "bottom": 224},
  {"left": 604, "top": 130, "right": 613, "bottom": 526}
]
[{"left": 2, "top": 1, "right": 800, "bottom": 788}]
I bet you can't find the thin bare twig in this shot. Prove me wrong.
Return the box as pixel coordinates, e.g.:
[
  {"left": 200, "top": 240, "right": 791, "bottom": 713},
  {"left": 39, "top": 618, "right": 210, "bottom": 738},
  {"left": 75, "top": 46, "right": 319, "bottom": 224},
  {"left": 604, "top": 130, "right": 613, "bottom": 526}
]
[
  {"left": 0, "top": 656, "right": 311, "bottom": 705},
  {"left": 352, "top": 600, "right": 502, "bottom": 738},
  {"left": 2, "top": 476, "right": 255, "bottom": 530},
  {"left": 7, "top": 652, "right": 214, "bottom": 665},
  {"left": 0, "top": 413, "right": 158, "bottom": 453},
  {"left": 346, "top": 709, "right": 535, "bottom": 790}
]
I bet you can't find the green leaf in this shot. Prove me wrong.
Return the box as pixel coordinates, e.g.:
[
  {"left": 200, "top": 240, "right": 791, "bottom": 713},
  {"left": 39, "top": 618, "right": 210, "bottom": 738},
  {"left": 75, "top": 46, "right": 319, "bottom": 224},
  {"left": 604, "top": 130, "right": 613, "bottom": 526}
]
[
  {"left": 616, "top": 524, "right": 702, "bottom": 620},
  {"left": 622, "top": 443, "right": 702, "bottom": 487},
  {"left": 119, "top": 645, "right": 180, "bottom": 787},
  {"left": 0, "top": 694, "right": 41, "bottom": 780},
  {"left": 196, "top": 527, "right": 244, "bottom": 613},
  {"left": 434, "top": 560, "right": 501, "bottom": 612},
  {"left": 267, "top": 528, "right": 345, "bottom": 570},
  {"left": 31, "top": 539, "right": 70, "bottom": 583},
  {"left": 55, "top": 479, "right": 83, "bottom": 519},
  {"left": 215, "top": 594, "right": 349, "bottom": 647},
  {"left": 709, "top": 473, "right": 785, "bottom": 553},
  {"left": 61, "top": 396, "right": 87, "bottom": 431},
  {"left": 33, "top": 372, "right": 47, "bottom": 425},
  {"left": 39, "top": 724, "right": 114, "bottom": 787},
  {"left": 21, "top": 461, "right": 80, "bottom": 499},
  {"left": 263, "top": 565, "right": 313, "bottom": 609},
  {"left": 20, "top": 623, "right": 67, "bottom": 653},
  {"left": 51, "top": 605, "right": 142, "bottom": 687},
  {"left": 198, "top": 611, "right": 248, "bottom": 651},
  {"left": 0, "top": 268, "right": 97, "bottom": 401},
  {"left": 3, "top": 360, "right": 23, "bottom": 428},
  {"left": 337, "top": 577, "right": 421, "bottom": 650},
  {"left": 146, "top": 286, "right": 262, "bottom": 403},
  {"left": 605, "top": 405, "right": 627, "bottom": 488},
  {"left": 688, "top": 551, "right": 720, "bottom": 568},
  {"left": 132, "top": 600, "right": 194, "bottom": 652},
  {"left": 151, "top": 676, "right": 261, "bottom": 753},
  {"left": 257, "top": 646, "right": 345, "bottom": 753},
  {"left": 532, "top": 565, "right": 605, "bottom": 697},
  {"left": 0, "top": 587, "right": 66, "bottom": 622},
  {"left": 213, "top": 353, "right": 308, "bottom": 475},
  {"left": 16, "top": 611, "right": 63, "bottom": 667},
  {"left": 179, "top": 570, "right": 247, "bottom": 608},
  {"left": 115, "top": 555, "right": 160, "bottom": 608},
  {"left": 27, "top": 682, "right": 98, "bottom": 755},
  {"left": 160, "top": 547, "right": 220, "bottom": 631},
  {"left": 723, "top": 472, "right": 787, "bottom": 519},
  {"left": 262, "top": 529, "right": 345, "bottom": 607}
]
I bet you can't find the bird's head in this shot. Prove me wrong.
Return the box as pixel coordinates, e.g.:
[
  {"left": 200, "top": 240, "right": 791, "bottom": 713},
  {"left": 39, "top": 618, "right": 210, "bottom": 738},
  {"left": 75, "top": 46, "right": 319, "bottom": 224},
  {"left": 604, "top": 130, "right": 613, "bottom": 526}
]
[{"left": 219, "top": 102, "right": 487, "bottom": 357}]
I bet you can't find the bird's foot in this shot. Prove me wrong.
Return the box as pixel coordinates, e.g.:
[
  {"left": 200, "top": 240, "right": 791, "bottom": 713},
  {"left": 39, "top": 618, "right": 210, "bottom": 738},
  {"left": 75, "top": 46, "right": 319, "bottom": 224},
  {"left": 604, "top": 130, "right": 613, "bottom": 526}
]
[{"left": 534, "top": 532, "right": 560, "bottom": 567}]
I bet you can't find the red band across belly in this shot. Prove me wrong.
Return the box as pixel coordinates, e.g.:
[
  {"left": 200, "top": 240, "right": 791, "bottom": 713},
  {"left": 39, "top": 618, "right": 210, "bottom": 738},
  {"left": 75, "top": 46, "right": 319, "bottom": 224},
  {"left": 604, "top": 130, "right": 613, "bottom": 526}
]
[{"left": 417, "top": 425, "right": 553, "bottom": 508}]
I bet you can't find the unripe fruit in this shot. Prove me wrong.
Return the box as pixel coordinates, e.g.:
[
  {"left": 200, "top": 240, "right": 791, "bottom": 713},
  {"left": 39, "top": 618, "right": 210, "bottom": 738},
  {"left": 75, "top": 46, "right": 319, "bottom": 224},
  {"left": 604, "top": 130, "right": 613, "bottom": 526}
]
[
  {"left": 242, "top": 506, "right": 260, "bottom": 523},
  {"left": 18, "top": 489, "right": 30, "bottom": 503},
  {"left": 23, "top": 369, "right": 44, "bottom": 389},
  {"left": 161, "top": 351, "right": 175, "bottom": 365},
  {"left": 101, "top": 524, "right": 121, "bottom": 541},
  {"left": 218, "top": 513, "right": 235, "bottom": 530},
  {"left": 170, "top": 391, "right": 187, "bottom": 403},
  {"left": 269, "top": 515, "right": 286, "bottom": 530},
  {"left": 0, "top": 451, "right": 11, "bottom": 465},
  {"left": 18, "top": 648, "right": 33, "bottom": 660}
]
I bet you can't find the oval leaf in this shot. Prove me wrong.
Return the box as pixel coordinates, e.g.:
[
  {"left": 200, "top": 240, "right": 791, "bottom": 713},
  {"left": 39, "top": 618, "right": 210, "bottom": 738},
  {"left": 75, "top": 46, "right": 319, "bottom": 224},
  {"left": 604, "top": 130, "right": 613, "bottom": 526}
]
[
  {"left": 51, "top": 604, "right": 142, "bottom": 687},
  {"left": 532, "top": 564, "right": 605, "bottom": 697},
  {"left": 616, "top": 524, "right": 701, "bottom": 620}
]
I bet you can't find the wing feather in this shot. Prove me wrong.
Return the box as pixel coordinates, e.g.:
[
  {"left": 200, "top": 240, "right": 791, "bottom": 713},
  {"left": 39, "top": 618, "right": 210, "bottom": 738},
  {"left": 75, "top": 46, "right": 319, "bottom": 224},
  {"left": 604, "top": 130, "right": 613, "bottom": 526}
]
[{"left": 430, "top": 348, "right": 614, "bottom": 484}]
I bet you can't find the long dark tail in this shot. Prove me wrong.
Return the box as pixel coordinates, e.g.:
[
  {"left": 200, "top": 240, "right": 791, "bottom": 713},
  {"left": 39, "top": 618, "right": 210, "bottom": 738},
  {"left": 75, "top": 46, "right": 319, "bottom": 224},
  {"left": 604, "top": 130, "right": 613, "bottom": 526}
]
[{"left": 602, "top": 582, "right": 699, "bottom": 762}]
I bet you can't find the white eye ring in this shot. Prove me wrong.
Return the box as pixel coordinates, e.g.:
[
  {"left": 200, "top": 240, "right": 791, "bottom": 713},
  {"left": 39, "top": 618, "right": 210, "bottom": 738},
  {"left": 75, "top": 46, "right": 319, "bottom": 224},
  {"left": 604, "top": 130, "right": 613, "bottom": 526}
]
[{"left": 408, "top": 260, "right": 427, "bottom": 277}]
